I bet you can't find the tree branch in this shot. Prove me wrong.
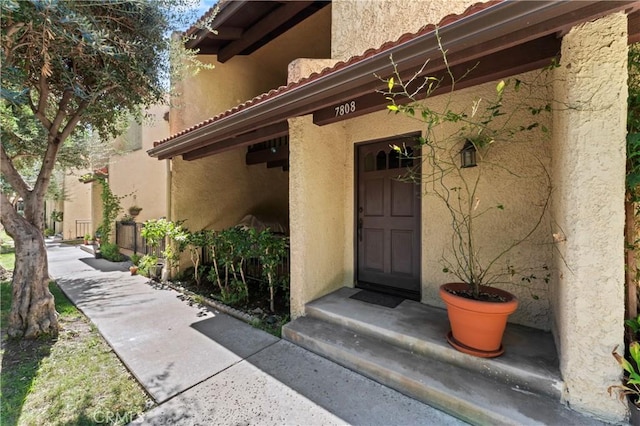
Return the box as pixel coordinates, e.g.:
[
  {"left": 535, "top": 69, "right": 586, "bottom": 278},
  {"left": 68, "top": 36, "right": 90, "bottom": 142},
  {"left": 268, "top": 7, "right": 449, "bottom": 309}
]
[
  {"left": 58, "top": 100, "right": 88, "bottom": 143},
  {"left": 33, "top": 73, "right": 52, "bottom": 129},
  {"left": 49, "top": 89, "right": 73, "bottom": 137},
  {"left": 0, "top": 143, "right": 31, "bottom": 199},
  {"left": 32, "top": 138, "right": 62, "bottom": 201}
]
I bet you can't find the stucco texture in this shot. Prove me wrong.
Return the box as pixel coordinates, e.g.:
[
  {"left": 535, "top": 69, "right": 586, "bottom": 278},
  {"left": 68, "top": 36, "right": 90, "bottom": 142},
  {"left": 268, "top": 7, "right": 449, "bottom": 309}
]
[
  {"left": 288, "top": 115, "right": 349, "bottom": 318},
  {"left": 109, "top": 104, "right": 169, "bottom": 224},
  {"left": 331, "top": 0, "right": 475, "bottom": 60},
  {"left": 172, "top": 6, "right": 331, "bottom": 133},
  {"left": 171, "top": 147, "right": 289, "bottom": 234},
  {"left": 62, "top": 169, "right": 93, "bottom": 239},
  {"left": 550, "top": 13, "right": 628, "bottom": 422},
  {"left": 287, "top": 62, "right": 554, "bottom": 329}
]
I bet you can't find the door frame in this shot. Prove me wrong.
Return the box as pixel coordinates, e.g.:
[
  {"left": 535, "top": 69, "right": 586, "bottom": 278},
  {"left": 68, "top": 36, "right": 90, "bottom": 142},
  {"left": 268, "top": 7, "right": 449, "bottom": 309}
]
[{"left": 354, "top": 132, "right": 422, "bottom": 300}]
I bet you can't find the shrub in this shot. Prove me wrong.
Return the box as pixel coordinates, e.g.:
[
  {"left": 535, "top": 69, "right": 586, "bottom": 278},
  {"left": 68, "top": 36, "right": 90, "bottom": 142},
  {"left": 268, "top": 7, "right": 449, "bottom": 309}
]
[
  {"left": 44, "top": 228, "right": 55, "bottom": 237},
  {"left": 138, "top": 255, "right": 160, "bottom": 278},
  {"left": 100, "top": 242, "right": 123, "bottom": 262},
  {"left": 130, "top": 253, "right": 141, "bottom": 266}
]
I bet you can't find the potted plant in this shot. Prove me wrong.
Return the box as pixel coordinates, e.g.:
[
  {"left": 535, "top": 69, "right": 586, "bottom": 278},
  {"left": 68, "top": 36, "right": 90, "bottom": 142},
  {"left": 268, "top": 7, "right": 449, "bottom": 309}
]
[
  {"left": 129, "top": 253, "right": 141, "bottom": 275},
  {"left": 385, "top": 54, "right": 551, "bottom": 357},
  {"left": 83, "top": 233, "right": 91, "bottom": 245},
  {"left": 610, "top": 342, "right": 640, "bottom": 424},
  {"left": 128, "top": 205, "right": 142, "bottom": 217}
]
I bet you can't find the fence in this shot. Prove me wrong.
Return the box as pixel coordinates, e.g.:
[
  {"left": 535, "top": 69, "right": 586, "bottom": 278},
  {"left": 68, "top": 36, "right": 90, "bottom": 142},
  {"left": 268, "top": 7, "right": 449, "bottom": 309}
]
[
  {"left": 75, "top": 220, "right": 92, "bottom": 239},
  {"left": 202, "top": 239, "right": 290, "bottom": 284},
  {"left": 115, "top": 221, "right": 164, "bottom": 257}
]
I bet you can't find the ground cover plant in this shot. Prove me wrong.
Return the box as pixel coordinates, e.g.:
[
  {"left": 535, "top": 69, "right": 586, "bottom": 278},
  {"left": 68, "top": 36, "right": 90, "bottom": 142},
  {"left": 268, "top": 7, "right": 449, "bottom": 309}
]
[{"left": 0, "top": 280, "right": 150, "bottom": 425}]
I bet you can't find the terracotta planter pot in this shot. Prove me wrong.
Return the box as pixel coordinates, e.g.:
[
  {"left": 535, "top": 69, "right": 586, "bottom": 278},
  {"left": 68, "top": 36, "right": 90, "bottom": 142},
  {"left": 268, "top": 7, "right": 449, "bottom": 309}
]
[{"left": 439, "top": 282, "right": 518, "bottom": 358}]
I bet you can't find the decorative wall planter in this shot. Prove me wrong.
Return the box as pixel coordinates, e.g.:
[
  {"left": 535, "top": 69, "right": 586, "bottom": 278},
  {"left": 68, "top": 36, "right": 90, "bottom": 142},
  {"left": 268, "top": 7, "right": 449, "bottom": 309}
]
[{"left": 439, "top": 282, "right": 518, "bottom": 358}]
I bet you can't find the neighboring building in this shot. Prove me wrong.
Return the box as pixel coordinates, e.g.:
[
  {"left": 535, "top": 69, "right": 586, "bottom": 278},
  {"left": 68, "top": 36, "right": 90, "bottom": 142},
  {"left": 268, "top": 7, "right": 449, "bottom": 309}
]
[
  {"left": 59, "top": 105, "right": 170, "bottom": 242},
  {"left": 147, "top": 0, "right": 640, "bottom": 423}
]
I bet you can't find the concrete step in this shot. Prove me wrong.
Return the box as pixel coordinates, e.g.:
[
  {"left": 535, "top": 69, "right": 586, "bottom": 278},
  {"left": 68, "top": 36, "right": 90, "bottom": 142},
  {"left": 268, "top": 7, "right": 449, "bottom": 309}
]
[
  {"left": 282, "top": 315, "right": 605, "bottom": 426},
  {"left": 304, "top": 287, "right": 562, "bottom": 399}
]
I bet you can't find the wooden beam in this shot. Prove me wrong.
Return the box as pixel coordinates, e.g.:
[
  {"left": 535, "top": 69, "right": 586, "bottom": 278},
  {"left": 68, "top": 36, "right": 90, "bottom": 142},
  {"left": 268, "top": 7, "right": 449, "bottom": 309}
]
[
  {"left": 246, "top": 145, "right": 289, "bottom": 165},
  {"left": 181, "top": 121, "right": 288, "bottom": 161},
  {"left": 208, "top": 27, "right": 244, "bottom": 40},
  {"left": 266, "top": 159, "right": 289, "bottom": 169},
  {"left": 630, "top": 10, "right": 640, "bottom": 44},
  {"left": 217, "top": 2, "right": 313, "bottom": 63},
  {"left": 313, "top": 35, "right": 561, "bottom": 126}
]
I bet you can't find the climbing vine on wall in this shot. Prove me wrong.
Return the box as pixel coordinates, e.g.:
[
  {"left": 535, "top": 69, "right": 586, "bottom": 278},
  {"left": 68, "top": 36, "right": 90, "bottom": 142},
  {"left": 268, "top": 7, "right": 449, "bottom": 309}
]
[{"left": 96, "top": 178, "right": 123, "bottom": 244}]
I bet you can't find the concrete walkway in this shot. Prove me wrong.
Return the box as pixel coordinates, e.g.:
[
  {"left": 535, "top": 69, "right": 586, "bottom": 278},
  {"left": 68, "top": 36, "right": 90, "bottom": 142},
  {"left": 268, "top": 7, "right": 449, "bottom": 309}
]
[{"left": 47, "top": 242, "right": 465, "bottom": 426}]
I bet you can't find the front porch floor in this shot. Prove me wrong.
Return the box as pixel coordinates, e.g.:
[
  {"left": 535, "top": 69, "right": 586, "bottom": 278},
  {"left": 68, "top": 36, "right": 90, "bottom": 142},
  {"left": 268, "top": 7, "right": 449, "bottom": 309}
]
[{"left": 283, "top": 287, "right": 607, "bottom": 425}]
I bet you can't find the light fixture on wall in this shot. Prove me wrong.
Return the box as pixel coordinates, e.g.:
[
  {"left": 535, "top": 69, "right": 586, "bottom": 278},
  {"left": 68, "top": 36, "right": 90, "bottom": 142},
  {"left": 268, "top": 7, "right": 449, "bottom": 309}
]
[
  {"left": 460, "top": 139, "right": 477, "bottom": 168},
  {"left": 270, "top": 147, "right": 277, "bottom": 153}
]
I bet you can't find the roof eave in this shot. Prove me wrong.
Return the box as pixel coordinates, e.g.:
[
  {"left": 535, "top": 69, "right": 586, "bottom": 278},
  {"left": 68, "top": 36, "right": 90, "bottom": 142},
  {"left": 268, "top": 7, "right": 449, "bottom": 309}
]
[{"left": 150, "top": 0, "right": 636, "bottom": 160}]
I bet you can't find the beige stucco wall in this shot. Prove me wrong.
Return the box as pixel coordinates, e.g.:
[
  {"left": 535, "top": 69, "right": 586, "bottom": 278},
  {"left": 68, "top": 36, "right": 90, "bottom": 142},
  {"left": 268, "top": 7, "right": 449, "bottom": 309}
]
[
  {"left": 550, "top": 13, "right": 628, "bottom": 422},
  {"left": 61, "top": 169, "right": 93, "bottom": 240},
  {"left": 289, "top": 115, "right": 349, "bottom": 317},
  {"left": 165, "top": 6, "right": 330, "bottom": 251},
  {"left": 110, "top": 104, "right": 169, "bottom": 223},
  {"left": 171, "top": 147, "right": 289, "bottom": 233},
  {"left": 172, "top": 5, "right": 331, "bottom": 133},
  {"left": 288, "top": 58, "right": 554, "bottom": 328},
  {"left": 331, "top": 0, "right": 475, "bottom": 60}
]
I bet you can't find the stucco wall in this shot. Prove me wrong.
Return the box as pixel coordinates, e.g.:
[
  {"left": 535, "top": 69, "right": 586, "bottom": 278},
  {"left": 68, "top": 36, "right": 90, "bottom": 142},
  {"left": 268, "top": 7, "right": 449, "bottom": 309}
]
[
  {"left": 331, "top": 0, "right": 475, "bottom": 60},
  {"left": 289, "top": 115, "right": 349, "bottom": 317},
  {"left": 288, "top": 61, "right": 554, "bottom": 329},
  {"left": 110, "top": 104, "right": 169, "bottom": 223},
  {"left": 343, "top": 74, "right": 553, "bottom": 330},
  {"left": 171, "top": 147, "right": 289, "bottom": 233},
  {"left": 62, "top": 169, "right": 92, "bottom": 239},
  {"left": 550, "top": 13, "right": 627, "bottom": 422},
  {"left": 172, "top": 5, "right": 331, "bottom": 133}
]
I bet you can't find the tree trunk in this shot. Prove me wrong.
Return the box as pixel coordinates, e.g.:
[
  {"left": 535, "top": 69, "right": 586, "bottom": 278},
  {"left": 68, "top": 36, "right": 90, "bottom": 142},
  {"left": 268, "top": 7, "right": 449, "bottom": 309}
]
[{"left": 2, "top": 194, "right": 59, "bottom": 338}]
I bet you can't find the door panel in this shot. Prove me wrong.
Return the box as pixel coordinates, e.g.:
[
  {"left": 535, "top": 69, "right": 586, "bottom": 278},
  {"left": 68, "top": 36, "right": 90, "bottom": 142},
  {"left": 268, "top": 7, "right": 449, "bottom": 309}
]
[{"left": 357, "top": 139, "right": 421, "bottom": 298}]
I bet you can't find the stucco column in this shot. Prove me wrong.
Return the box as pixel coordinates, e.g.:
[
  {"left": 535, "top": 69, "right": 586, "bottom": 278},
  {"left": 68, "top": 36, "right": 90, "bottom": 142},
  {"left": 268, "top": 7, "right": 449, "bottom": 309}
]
[
  {"left": 289, "top": 115, "right": 349, "bottom": 318},
  {"left": 551, "top": 12, "right": 628, "bottom": 422}
]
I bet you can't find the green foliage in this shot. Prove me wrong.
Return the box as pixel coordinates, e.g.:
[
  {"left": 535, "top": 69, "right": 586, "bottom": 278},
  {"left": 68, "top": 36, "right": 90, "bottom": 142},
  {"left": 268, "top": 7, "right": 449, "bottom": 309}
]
[
  {"left": 100, "top": 242, "right": 123, "bottom": 262},
  {"left": 383, "top": 33, "right": 551, "bottom": 299},
  {"left": 141, "top": 218, "right": 187, "bottom": 271},
  {"left": 1, "top": 281, "right": 147, "bottom": 425},
  {"left": 50, "top": 210, "right": 63, "bottom": 223},
  {"left": 43, "top": 228, "right": 55, "bottom": 237},
  {"left": 185, "top": 229, "right": 213, "bottom": 286},
  {"left": 256, "top": 231, "right": 289, "bottom": 312},
  {"left": 130, "top": 253, "right": 141, "bottom": 267},
  {"left": 627, "top": 43, "right": 640, "bottom": 200},
  {"left": 610, "top": 343, "right": 640, "bottom": 401},
  {"left": 96, "top": 178, "right": 123, "bottom": 244},
  {"left": 138, "top": 254, "right": 159, "bottom": 278}
]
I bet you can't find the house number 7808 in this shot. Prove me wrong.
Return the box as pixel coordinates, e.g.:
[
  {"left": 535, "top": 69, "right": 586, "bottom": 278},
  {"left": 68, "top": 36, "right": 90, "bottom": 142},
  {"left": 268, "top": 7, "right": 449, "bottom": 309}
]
[{"left": 334, "top": 101, "right": 356, "bottom": 117}]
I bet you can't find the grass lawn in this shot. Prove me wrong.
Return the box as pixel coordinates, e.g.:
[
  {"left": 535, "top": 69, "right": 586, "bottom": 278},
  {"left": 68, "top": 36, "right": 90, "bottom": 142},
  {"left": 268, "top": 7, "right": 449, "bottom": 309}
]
[
  {"left": 0, "top": 252, "right": 15, "bottom": 271},
  {"left": 1, "top": 281, "right": 151, "bottom": 425}
]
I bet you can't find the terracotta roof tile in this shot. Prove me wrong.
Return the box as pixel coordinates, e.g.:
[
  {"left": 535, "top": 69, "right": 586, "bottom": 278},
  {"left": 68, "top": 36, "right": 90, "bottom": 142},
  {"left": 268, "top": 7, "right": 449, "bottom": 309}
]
[{"left": 154, "top": 0, "right": 502, "bottom": 148}]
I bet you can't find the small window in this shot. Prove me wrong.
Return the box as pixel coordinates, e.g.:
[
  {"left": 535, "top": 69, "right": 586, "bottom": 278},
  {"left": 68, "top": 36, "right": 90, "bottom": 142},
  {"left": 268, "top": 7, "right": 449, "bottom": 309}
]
[
  {"left": 389, "top": 149, "right": 400, "bottom": 169},
  {"left": 376, "top": 151, "right": 387, "bottom": 170},
  {"left": 401, "top": 147, "right": 414, "bottom": 167}
]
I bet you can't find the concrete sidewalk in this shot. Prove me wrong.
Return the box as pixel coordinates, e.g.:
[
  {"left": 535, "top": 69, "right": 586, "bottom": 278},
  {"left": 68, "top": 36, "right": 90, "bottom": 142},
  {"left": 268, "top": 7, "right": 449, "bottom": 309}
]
[{"left": 47, "top": 242, "right": 465, "bottom": 426}]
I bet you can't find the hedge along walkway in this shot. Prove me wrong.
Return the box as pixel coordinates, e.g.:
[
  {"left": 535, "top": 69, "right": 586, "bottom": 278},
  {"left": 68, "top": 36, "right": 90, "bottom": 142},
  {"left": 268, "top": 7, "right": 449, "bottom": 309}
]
[{"left": 46, "top": 242, "right": 463, "bottom": 425}]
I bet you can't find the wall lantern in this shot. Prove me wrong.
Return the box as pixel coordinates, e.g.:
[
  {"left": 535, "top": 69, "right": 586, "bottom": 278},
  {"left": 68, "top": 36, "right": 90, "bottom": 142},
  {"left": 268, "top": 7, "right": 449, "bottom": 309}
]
[{"left": 460, "top": 139, "right": 477, "bottom": 168}]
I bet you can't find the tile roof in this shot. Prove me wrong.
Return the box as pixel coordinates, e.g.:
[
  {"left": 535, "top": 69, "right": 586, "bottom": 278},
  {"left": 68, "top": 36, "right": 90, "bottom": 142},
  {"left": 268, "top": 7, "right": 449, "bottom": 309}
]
[{"left": 154, "top": 0, "right": 502, "bottom": 148}]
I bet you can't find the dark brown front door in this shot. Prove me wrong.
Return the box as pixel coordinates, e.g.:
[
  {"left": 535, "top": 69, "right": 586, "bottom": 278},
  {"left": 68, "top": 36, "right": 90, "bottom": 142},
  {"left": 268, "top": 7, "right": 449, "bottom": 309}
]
[{"left": 356, "top": 138, "right": 421, "bottom": 299}]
